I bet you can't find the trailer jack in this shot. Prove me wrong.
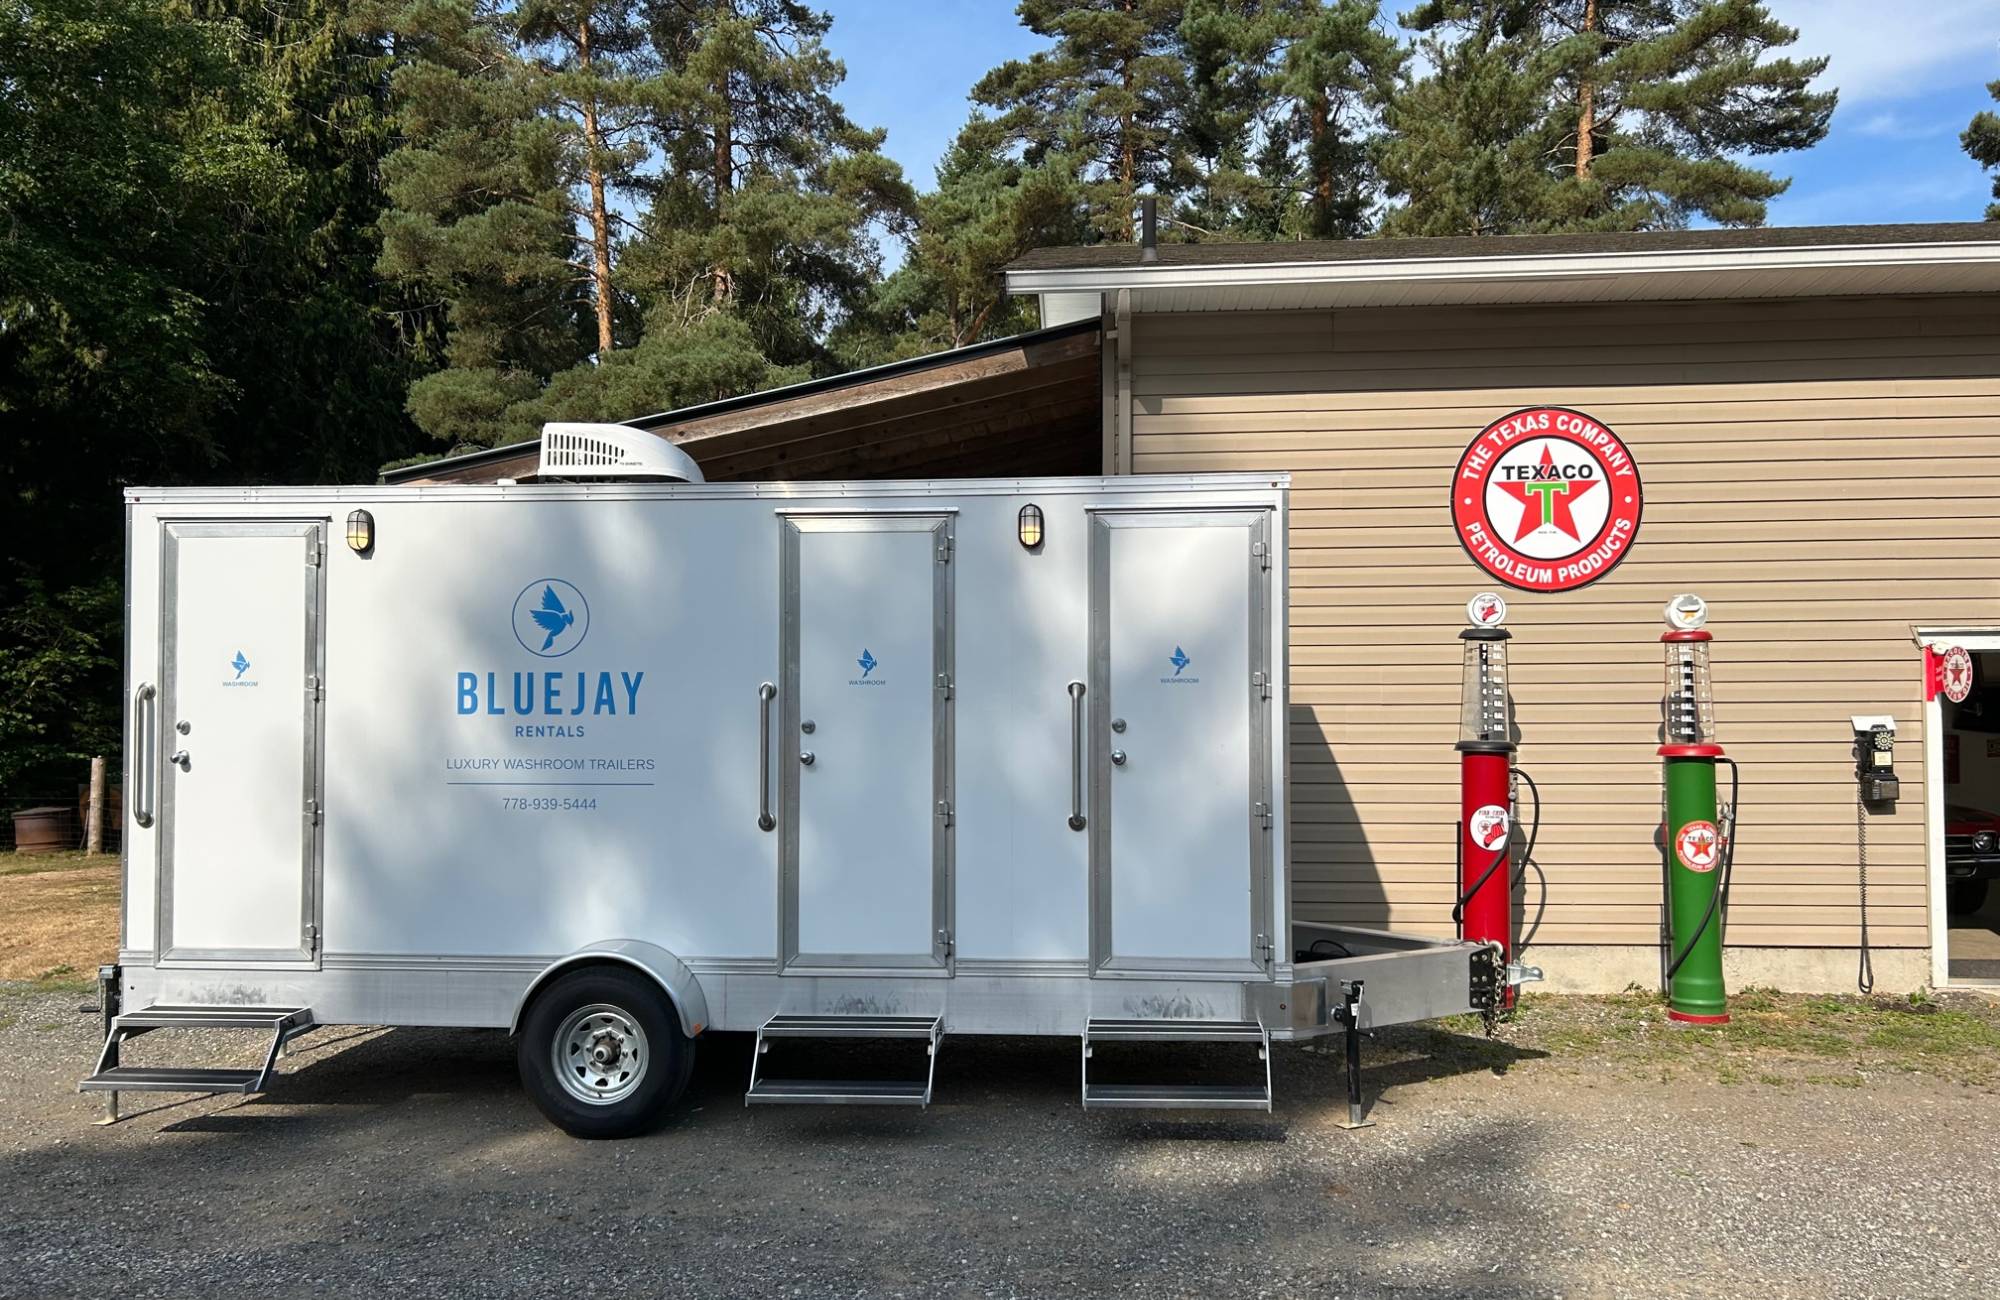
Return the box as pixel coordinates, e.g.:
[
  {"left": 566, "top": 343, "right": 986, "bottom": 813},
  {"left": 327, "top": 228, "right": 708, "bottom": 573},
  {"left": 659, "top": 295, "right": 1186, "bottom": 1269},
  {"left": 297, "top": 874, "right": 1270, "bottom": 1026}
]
[{"left": 1335, "top": 979, "right": 1371, "bottom": 1131}]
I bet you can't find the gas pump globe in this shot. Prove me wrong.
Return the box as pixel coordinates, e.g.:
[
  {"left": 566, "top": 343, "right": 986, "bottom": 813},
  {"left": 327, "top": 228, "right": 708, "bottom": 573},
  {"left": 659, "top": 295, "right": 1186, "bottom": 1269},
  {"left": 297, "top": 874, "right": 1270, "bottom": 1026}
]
[{"left": 1663, "top": 593, "right": 1716, "bottom": 747}]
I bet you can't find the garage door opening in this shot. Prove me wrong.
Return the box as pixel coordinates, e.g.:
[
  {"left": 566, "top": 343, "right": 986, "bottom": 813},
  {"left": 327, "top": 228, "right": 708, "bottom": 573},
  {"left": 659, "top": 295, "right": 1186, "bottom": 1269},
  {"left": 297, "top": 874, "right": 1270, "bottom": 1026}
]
[{"left": 1933, "top": 642, "right": 2000, "bottom": 984}]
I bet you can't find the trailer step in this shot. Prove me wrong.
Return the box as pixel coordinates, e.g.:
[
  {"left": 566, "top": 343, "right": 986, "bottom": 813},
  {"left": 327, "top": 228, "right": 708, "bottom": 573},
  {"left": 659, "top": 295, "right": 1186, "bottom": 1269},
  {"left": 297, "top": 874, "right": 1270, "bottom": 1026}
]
[
  {"left": 78, "top": 1067, "right": 265, "bottom": 1094},
  {"left": 1080, "top": 1083, "right": 1273, "bottom": 1110},
  {"left": 746, "top": 1013, "right": 943, "bottom": 1107},
  {"left": 745, "top": 1079, "right": 932, "bottom": 1106},
  {"left": 1081, "top": 1017, "right": 1273, "bottom": 1112},
  {"left": 77, "top": 1004, "right": 317, "bottom": 1119}
]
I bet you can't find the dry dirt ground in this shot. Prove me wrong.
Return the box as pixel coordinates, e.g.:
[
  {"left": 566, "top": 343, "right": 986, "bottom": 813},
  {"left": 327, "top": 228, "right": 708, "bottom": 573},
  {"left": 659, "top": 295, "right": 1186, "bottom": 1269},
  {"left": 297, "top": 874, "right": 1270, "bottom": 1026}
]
[
  {"left": 2, "top": 975, "right": 1997, "bottom": 1300},
  {"left": 0, "top": 853, "right": 118, "bottom": 983}
]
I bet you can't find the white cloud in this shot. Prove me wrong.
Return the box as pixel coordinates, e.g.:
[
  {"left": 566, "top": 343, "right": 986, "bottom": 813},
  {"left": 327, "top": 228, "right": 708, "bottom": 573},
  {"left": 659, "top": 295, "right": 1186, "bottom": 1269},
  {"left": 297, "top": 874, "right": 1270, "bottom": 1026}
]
[
  {"left": 1853, "top": 109, "right": 1966, "bottom": 140},
  {"left": 1765, "top": 0, "right": 2000, "bottom": 106}
]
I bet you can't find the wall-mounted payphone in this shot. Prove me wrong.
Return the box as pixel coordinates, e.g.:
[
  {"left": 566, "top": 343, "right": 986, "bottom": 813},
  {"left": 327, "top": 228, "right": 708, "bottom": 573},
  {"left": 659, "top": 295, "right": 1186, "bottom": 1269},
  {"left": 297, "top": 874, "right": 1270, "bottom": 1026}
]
[{"left": 1850, "top": 715, "right": 1899, "bottom": 805}]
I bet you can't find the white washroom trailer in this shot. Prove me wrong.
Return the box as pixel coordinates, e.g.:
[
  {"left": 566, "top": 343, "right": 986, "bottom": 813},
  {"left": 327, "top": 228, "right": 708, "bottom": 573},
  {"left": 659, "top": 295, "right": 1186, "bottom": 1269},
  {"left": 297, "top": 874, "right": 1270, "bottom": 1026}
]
[{"left": 88, "top": 427, "right": 1509, "bottom": 1136}]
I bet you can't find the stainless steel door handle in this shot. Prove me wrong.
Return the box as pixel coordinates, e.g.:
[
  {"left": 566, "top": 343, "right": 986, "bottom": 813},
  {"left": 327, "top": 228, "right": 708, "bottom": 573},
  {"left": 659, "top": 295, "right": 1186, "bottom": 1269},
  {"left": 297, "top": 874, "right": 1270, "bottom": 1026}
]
[
  {"left": 1066, "top": 681, "right": 1086, "bottom": 830},
  {"left": 756, "top": 682, "right": 776, "bottom": 831},
  {"left": 1110, "top": 749, "right": 1127, "bottom": 767},
  {"left": 131, "top": 684, "right": 157, "bottom": 828}
]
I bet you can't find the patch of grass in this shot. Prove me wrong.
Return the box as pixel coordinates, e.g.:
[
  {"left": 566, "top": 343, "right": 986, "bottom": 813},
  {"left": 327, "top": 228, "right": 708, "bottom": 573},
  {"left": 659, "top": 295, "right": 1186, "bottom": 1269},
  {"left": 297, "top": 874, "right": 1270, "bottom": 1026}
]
[
  {"left": 1478, "top": 989, "right": 2000, "bottom": 1088},
  {"left": 0, "top": 851, "right": 118, "bottom": 878}
]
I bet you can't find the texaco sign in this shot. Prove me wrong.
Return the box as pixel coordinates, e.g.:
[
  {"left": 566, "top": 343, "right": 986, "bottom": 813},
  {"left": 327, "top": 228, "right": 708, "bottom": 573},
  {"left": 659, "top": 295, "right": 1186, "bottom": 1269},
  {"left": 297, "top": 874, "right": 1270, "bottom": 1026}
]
[{"left": 1452, "top": 407, "right": 1644, "bottom": 593}]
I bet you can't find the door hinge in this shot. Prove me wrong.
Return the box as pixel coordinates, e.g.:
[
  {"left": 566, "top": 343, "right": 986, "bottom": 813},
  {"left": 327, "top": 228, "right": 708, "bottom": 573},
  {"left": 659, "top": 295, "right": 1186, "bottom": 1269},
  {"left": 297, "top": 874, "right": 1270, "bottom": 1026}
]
[
  {"left": 308, "top": 540, "right": 324, "bottom": 568},
  {"left": 938, "top": 928, "right": 954, "bottom": 959},
  {"left": 305, "top": 798, "right": 321, "bottom": 826},
  {"left": 1254, "top": 801, "right": 1272, "bottom": 830},
  {"left": 936, "top": 800, "right": 954, "bottom": 828},
  {"left": 305, "top": 923, "right": 320, "bottom": 955},
  {"left": 1252, "top": 540, "right": 1270, "bottom": 571},
  {"left": 306, "top": 673, "right": 323, "bottom": 703},
  {"left": 936, "top": 535, "right": 954, "bottom": 563},
  {"left": 1256, "top": 932, "right": 1273, "bottom": 964},
  {"left": 1252, "top": 670, "right": 1270, "bottom": 701},
  {"left": 936, "top": 672, "right": 953, "bottom": 700}
]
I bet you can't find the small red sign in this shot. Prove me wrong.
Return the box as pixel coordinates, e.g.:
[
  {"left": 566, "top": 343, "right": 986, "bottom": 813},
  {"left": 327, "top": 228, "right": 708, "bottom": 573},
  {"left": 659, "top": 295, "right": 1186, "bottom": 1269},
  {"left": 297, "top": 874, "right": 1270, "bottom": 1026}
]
[
  {"left": 1468, "top": 804, "right": 1511, "bottom": 851},
  {"left": 1452, "top": 407, "right": 1644, "bottom": 593},
  {"left": 1675, "top": 820, "right": 1721, "bottom": 874},
  {"left": 1941, "top": 645, "right": 1974, "bottom": 704}
]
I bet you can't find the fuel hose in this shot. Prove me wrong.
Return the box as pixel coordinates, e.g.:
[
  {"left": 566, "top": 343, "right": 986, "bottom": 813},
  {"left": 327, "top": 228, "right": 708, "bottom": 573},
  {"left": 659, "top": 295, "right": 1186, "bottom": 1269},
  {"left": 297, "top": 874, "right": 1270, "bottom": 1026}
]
[
  {"left": 1665, "top": 756, "right": 1739, "bottom": 982},
  {"left": 1453, "top": 768, "right": 1542, "bottom": 940}
]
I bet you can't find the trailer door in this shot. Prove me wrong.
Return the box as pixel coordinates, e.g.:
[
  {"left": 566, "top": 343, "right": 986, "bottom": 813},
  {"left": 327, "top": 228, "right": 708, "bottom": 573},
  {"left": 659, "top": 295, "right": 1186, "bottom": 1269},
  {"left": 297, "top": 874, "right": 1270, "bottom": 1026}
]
[
  {"left": 1089, "top": 509, "right": 1273, "bottom": 976},
  {"left": 156, "top": 521, "right": 325, "bottom": 966},
  {"left": 779, "top": 513, "right": 953, "bottom": 970}
]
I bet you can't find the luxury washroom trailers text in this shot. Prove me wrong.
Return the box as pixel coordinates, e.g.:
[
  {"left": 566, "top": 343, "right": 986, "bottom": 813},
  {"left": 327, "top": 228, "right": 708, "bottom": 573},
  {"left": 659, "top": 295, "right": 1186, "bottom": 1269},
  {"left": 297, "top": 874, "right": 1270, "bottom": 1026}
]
[{"left": 95, "top": 448, "right": 1502, "bottom": 1135}]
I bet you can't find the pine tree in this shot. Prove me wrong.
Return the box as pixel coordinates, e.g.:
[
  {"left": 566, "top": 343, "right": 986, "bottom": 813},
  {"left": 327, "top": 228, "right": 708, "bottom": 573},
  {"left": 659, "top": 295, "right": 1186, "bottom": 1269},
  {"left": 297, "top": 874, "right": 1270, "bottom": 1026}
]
[
  {"left": 1966, "top": 77, "right": 2000, "bottom": 221},
  {"left": 1258, "top": 0, "right": 1403, "bottom": 238},
  {"left": 1542, "top": 0, "right": 1834, "bottom": 229},
  {"left": 1377, "top": 0, "right": 1557, "bottom": 236},
  {"left": 632, "top": 0, "right": 914, "bottom": 376},
  {"left": 974, "top": 0, "right": 1189, "bottom": 241},
  {"left": 1380, "top": 1, "right": 1833, "bottom": 236},
  {"left": 1171, "top": 0, "right": 1266, "bottom": 237},
  {"left": 378, "top": 0, "right": 661, "bottom": 448},
  {"left": 844, "top": 116, "right": 1090, "bottom": 362}
]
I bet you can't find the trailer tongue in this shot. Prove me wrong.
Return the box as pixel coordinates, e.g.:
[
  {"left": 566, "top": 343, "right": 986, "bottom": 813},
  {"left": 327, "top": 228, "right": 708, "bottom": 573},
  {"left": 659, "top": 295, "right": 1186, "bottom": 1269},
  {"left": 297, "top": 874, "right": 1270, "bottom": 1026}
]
[{"left": 92, "top": 428, "right": 1511, "bottom": 1135}]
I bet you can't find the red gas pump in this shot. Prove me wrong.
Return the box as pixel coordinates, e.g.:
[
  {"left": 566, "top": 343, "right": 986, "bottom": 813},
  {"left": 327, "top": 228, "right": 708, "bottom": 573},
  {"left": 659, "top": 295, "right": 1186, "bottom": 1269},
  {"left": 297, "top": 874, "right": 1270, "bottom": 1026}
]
[{"left": 1454, "top": 594, "right": 1542, "bottom": 1011}]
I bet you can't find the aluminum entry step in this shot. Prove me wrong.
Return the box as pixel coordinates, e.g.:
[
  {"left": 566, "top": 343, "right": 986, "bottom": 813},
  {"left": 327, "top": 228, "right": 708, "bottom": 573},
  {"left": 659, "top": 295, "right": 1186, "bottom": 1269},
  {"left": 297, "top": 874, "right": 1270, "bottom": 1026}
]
[
  {"left": 1080, "top": 1083, "right": 1272, "bottom": 1110},
  {"left": 78, "top": 1004, "right": 318, "bottom": 1116},
  {"left": 79, "top": 1067, "right": 264, "bottom": 1094},
  {"left": 757, "top": 1014, "right": 941, "bottom": 1040},
  {"left": 746, "top": 1013, "right": 943, "bottom": 1107},
  {"left": 1085, "top": 1018, "right": 1266, "bottom": 1043},
  {"left": 1081, "top": 1017, "right": 1273, "bottom": 1112},
  {"left": 115, "top": 1005, "right": 312, "bottom": 1032}
]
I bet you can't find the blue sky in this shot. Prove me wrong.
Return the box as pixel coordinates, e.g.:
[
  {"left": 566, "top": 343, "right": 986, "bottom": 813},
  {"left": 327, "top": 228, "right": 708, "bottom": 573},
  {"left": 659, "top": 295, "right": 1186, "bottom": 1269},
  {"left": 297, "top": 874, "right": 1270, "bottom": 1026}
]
[{"left": 820, "top": 0, "right": 2000, "bottom": 233}]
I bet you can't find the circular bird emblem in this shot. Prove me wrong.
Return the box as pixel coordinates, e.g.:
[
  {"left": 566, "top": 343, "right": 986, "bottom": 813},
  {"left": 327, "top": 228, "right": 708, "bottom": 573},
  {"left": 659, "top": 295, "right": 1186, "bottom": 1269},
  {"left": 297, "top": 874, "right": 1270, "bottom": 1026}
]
[
  {"left": 1675, "top": 820, "right": 1721, "bottom": 874},
  {"left": 1452, "top": 407, "right": 1644, "bottom": 594},
  {"left": 512, "top": 579, "right": 590, "bottom": 658}
]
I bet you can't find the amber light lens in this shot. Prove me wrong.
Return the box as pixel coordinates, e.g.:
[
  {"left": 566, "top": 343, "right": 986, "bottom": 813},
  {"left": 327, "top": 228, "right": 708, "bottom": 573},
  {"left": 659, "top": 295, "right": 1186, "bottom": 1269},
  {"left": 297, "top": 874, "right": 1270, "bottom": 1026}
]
[{"left": 1017, "top": 503, "right": 1044, "bottom": 550}]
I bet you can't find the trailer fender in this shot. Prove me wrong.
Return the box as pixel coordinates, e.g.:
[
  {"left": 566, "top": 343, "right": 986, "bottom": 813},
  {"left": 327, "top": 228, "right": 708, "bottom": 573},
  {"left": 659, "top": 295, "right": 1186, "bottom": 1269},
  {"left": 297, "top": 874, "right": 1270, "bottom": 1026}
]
[{"left": 511, "top": 940, "right": 710, "bottom": 1039}]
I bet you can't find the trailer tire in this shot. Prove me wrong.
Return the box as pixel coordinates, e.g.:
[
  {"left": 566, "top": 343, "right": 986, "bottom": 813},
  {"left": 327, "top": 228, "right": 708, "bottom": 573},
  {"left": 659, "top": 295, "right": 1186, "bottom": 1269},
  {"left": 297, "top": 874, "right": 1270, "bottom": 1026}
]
[{"left": 516, "top": 966, "right": 694, "bottom": 1139}]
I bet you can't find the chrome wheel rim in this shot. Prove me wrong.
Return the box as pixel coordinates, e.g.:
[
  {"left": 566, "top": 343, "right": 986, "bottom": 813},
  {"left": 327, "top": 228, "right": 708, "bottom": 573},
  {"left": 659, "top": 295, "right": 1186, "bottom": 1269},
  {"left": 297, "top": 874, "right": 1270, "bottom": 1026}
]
[{"left": 552, "top": 1003, "right": 649, "bottom": 1105}]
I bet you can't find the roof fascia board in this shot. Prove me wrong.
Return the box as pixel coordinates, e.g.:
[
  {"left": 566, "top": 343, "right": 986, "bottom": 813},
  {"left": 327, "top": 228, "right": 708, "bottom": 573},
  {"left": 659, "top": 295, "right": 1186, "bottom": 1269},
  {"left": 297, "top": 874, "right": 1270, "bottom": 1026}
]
[{"left": 1003, "top": 239, "right": 2000, "bottom": 297}]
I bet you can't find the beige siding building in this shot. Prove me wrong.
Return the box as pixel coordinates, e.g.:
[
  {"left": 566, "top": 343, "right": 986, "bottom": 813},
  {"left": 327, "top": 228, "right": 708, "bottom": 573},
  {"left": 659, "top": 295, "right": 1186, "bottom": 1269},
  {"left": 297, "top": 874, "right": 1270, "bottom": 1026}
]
[{"left": 1009, "top": 224, "right": 2000, "bottom": 991}]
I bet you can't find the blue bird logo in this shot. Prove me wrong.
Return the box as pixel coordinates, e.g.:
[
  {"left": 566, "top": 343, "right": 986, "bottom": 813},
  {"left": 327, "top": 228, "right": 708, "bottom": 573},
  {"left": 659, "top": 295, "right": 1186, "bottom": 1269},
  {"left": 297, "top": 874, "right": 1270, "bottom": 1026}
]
[
  {"left": 528, "top": 585, "right": 575, "bottom": 652},
  {"left": 1170, "top": 646, "right": 1191, "bottom": 675},
  {"left": 231, "top": 651, "right": 250, "bottom": 680},
  {"left": 858, "top": 648, "right": 878, "bottom": 677}
]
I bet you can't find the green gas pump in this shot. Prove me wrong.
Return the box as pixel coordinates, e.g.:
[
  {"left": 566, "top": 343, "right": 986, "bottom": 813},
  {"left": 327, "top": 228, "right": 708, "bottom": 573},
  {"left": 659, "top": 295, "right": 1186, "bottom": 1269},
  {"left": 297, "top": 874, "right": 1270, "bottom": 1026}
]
[{"left": 1658, "top": 594, "right": 1737, "bottom": 1025}]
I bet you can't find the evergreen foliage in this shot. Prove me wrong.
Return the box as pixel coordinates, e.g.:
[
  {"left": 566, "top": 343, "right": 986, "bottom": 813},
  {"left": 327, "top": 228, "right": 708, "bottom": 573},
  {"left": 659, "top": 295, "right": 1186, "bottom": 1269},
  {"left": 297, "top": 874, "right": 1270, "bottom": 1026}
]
[
  {"left": 1381, "top": 0, "right": 1834, "bottom": 235},
  {"left": 1967, "top": 77, "right": 2000, "bottom": 221}
]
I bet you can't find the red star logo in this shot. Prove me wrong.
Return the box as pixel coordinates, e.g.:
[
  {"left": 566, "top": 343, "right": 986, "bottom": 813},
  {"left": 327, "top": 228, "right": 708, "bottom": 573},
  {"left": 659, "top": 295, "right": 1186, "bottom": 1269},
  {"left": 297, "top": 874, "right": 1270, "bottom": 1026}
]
[{"left": 1496, "top": 444, "right": 1601, "bottom": 543}]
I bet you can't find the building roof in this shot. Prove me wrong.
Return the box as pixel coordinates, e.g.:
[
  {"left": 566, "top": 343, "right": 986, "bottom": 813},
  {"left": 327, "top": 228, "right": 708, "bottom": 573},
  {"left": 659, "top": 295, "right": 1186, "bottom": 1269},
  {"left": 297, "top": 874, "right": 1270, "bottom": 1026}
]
[
  {"left": 383, "top": 318, "right": 1100, "bottom": 485},
  {"left": 1004, "top": 221, "right": 2000, "bottom": 313},
  {"left": 1008, "top": 221, "right": 2000, "bottom": 272}
]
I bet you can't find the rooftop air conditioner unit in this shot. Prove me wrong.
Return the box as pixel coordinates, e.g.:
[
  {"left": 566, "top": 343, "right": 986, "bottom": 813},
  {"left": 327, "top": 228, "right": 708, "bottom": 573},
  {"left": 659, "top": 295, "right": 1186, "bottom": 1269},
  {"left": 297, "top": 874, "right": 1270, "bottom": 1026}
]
[{"left": 536, "top": 422, "right": 705, "bottom": 483}]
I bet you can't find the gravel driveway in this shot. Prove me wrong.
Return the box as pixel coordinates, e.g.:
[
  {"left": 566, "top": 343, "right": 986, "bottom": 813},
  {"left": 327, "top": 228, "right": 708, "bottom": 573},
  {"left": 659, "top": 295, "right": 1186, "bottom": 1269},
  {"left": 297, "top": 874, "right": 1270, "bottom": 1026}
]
[{"left": 2, "top": 983, "right": 1995, "bottom": 1299}]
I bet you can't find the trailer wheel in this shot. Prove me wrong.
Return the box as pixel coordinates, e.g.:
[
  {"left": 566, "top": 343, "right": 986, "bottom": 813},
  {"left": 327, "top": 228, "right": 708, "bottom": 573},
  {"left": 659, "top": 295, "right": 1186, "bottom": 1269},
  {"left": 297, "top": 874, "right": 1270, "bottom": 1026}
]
[{"left": 517, "top": 966, "right": 694, "bottom": 1138}]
